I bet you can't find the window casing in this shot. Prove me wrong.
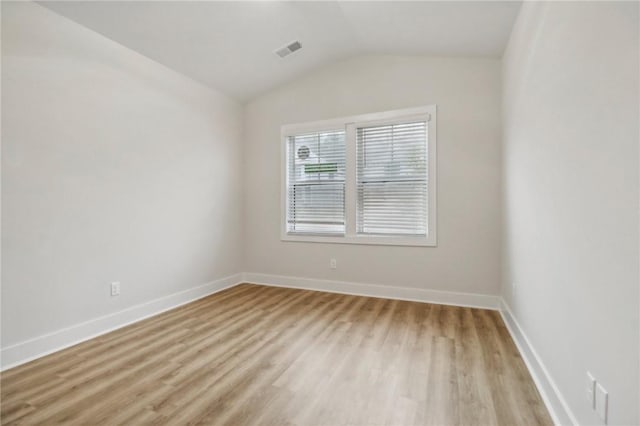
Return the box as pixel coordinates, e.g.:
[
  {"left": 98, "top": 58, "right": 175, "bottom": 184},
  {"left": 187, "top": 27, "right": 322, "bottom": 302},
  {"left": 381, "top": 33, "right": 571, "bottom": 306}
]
[{"left": 281, "top": 106, "right": 436, "bottom": 247}]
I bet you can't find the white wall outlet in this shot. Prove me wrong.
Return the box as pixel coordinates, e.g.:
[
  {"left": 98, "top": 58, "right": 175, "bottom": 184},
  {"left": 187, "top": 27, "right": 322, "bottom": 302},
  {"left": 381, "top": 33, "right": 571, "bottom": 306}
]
[
  {"left": 329, "top": 258, "right": 337, "bottom": 269},
  {"left": 586, "top": 372, "right": 596, "bottom": 408},
  {"left": 110, "top": 282, "right": 121, "bottom": 297},
  {"left": 595, "top": 382, "right": 608, "bottom": 424}
]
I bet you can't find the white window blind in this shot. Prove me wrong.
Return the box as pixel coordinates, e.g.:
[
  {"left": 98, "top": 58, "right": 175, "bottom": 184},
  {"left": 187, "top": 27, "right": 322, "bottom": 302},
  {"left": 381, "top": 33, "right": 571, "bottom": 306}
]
[
  {"left": 286, "top": 130, "right": 346, "bottom": 234},
  {"left": 356, "top": 121, "right": 428, "bottom": 236}
]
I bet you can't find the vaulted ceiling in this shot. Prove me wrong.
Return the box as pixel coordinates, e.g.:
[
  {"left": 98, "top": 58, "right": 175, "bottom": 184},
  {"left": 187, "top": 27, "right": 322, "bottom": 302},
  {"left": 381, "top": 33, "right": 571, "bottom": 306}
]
[{"left": 40, "top": 1, "right": 521, "bottom": 101}]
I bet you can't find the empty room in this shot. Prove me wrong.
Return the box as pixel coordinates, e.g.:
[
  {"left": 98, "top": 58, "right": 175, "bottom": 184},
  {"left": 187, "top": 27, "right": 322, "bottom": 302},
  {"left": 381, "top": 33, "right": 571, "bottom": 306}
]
[{"left": 1, "top": 1, "right": 638, "bottom": 425}]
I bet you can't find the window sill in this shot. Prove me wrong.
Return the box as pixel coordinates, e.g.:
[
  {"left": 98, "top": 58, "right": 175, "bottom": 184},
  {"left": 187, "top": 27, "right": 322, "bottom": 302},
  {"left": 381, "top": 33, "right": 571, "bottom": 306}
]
[{"left": 281, "top": 233, "right": 436, "bottom": 247}]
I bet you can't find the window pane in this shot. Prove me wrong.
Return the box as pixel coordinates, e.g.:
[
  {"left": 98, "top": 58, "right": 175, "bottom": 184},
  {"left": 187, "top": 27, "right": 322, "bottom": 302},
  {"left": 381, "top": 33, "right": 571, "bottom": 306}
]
[
  {"left": 287, "top": 130, "right": 346, "bottom": 234},
  {"left": 357, "top": 121, "right": 427, "bottom": 236}
]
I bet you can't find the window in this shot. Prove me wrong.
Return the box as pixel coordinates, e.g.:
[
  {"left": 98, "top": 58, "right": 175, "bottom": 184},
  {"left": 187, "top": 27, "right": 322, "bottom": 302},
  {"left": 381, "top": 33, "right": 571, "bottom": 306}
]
[
  {"left": 357, "top": 121, "right": 427, "bottom": 236},
  {"left": 286, "top": 130, "right": 346, "bottom": 234},
  {"left": 282, "top": 106, "right": 436, "bottom": 246}
]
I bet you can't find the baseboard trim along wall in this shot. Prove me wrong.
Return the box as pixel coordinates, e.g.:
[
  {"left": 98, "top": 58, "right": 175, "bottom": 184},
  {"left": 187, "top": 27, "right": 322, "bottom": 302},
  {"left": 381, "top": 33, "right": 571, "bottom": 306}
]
[
  {"left": 243, "top": 272, "right": 500, "bottom": 310},
  {"left": 0, "top": 273, "right": 244, "bottom": 371},
  {"left": 499, "top": 299, "right": 579, "bottom": 426}
]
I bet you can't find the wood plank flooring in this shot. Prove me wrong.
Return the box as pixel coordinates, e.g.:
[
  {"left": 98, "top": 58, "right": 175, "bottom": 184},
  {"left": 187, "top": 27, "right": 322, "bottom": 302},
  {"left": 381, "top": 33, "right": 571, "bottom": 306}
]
[{"left": 1, "top": 284, "right": 552, "bottom": 425}]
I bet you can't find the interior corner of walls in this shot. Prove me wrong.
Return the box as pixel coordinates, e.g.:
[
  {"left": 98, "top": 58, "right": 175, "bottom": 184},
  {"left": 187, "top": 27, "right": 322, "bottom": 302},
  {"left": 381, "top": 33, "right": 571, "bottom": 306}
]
[{"left": 499, "top": 299, "right": 578, "bottom": 426}]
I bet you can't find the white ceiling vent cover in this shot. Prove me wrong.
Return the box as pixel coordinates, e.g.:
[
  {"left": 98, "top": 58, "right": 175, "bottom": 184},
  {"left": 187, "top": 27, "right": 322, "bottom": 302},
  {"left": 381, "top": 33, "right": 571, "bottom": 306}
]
[{"left": 275, "top": 40, "right": 302, "bottom": 58}]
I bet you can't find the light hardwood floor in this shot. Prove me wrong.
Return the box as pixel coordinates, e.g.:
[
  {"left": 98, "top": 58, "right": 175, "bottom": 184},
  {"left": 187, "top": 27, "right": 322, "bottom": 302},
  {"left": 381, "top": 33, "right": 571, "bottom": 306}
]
[{"left": 1, "top": 284, "right": 552, "bottom": 425}]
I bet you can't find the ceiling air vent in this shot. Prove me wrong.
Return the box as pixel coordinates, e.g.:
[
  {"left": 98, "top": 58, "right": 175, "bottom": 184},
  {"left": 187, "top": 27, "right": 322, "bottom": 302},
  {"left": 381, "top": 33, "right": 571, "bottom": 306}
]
[{"left": 275, "top": 40, "right": 302, "bottom": 58}]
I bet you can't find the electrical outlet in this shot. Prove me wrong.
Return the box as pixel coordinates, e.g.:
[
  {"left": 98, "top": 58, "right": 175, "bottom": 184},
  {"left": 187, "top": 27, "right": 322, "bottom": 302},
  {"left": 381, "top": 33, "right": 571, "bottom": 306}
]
[
  {"left": 596, "top": 383, "right": 608, "bottom": 424},
  {"left": 586, "top": 372, "right": 596, "bottom": 408},
  {"left": 110, "top": 282, "right": 121, "bottom": 297},
  {"left": 329, "top": 258, "right": 337, "bottom": 269}
]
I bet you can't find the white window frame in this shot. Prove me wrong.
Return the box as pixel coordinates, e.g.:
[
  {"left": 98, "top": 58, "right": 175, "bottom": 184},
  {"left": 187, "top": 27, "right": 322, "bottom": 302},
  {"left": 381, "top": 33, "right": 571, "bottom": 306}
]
[{"left": 281, "top": 105, "right": 437, "bottom": 247}]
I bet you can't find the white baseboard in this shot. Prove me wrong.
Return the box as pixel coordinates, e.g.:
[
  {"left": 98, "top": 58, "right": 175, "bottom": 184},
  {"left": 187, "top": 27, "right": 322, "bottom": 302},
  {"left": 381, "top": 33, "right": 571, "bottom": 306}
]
[
  {"left": 499, "top": 298, "right": 578, "bottom": 426},
  {"left": 0, "top": 273, "right": 244, "bottom": 371},
  {"left": 243, "top": 272, "right": 500, "bottom": 310}
]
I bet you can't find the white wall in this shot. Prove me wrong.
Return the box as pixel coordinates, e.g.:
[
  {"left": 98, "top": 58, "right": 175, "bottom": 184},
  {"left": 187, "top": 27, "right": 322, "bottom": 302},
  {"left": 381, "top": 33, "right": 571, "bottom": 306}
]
[
  {"left": 502, "top": 2, "right": 639, "bottom": 425},
  {"left": 244, "top": 55, "right": 502, "bottom": 296},
  {"left": 1, "top": 3, "right": 243, "bottom": 350}
]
